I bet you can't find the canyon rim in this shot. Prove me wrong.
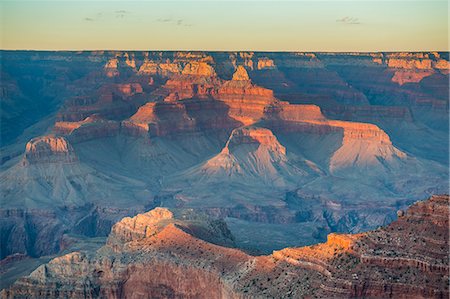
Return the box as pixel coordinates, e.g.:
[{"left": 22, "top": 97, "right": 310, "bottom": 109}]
[{"left": 1, "top": 1, "right": 449, "bottom": 298}]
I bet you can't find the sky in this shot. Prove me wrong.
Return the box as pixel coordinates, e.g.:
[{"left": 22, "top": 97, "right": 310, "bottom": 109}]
[{"left": 0, "top": 0, "right": 448, "bottom": 51}]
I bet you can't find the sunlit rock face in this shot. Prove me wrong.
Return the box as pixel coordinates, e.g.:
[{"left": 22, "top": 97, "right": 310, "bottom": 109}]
[
  {"left": 104, "top": 57, "right": 119, "bottom": 77},
  {"left": 2, "top": 195, "right": 448, "bottom": 299},
  {"left": 0, "top": 51, "right": 448, "bottom": 292},
  {"left": 231, "top": 65, "right": 250, "bottom": 81},
  {"left": 257, "top": 57, "right": 276, "bottom": 70},
  {"left": 200, "top": 126, "right": 298, "bottom": 187},
  {"left": 108, "top": 207, "right": 174, "bottom": 243},
  {"left": 181, "top": 61, "right": 217, "bottom": 77}
]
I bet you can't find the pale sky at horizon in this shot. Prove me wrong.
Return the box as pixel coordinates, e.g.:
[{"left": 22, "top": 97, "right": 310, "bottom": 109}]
[{"left": 0, "top": 1, "right": 448, "bottom": 51}]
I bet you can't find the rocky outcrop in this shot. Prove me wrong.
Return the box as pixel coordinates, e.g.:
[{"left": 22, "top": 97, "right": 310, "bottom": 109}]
[
  {"left": 108, "top": 207, "right": 174, "bottom": 244},
  {"left": 391, "top": 70, "right": 435, "bottom": 85},
  {"left": 433, "top": 59, "right": 450, "bottom": 74},
  {"left": 257, "top": 57, "right": 276, "bottom": 70},
  {"left": 22, "top": 136, "right": 77, "bottom": 165},
  {"left": 275, "top": 194, "right": 449, "bottom": 298},
  {"left": 325, "top": 120, "right": 406, "bottom": 171},
  {"left": 182, "top": 61, "right": 217, "bottom": 77},
  {"left": 137, "top": 59, "right": 159, "bottom": 75},
  {"left": 387, "top": 58, "right": 433, "bottom": 70},
  {"left": 54, "top": 116, "right": 121, "bottom": 142},
  {"left": 163, "top": 61, "right": 221, "bottom": 99},
  {"left": 381, "top": 53, "right": 450, "bottom": 84},
  {"left": 104, "top": 57, "right": 119, "bottom": 78},
  {"left": 191, "top": 126, "right": 307, "bottom": 187},
  {"left": 231, "top": 66, "right": 250, "bottom": 81},
  {"left": 3, "top": 195, "right": 448, "bottom": 298},
  {"left": 122, "top": 101, "right": 197, "bottom": 137},
  {"left": 223, "top": 127, "right": 286, "bottom": 155}
]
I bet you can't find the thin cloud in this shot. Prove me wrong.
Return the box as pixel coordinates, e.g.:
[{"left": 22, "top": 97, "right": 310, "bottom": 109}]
[
  {"left": 157, "top": 18, "right": 193, "bottom": 27},
  {"left": 115, "top": 10, "right": 130, "bottom": 19},
  {"left": 336, "top": 16, "right": 361, "bottom": 25},
  {"left": 84, "top": 11, "right": 130, "bottom": 22},
  {"left": 157, "top": 18, "right": 173, "bottom": 23}
]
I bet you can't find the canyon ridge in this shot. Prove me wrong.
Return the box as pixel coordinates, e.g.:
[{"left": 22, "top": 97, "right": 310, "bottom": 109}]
[{"left": 0, "top": 51, "right": 448, "bottom": 297}]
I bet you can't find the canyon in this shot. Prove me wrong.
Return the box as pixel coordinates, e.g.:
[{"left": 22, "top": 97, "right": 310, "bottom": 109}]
[
  {"left": 0, "top": 51, "right": 448, "bottom": 296},
  {"left": 1, "top": 195, "right": 448, "bottom": 298}
]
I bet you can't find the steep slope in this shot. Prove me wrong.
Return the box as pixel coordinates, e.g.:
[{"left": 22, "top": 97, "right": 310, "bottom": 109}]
[
  {"left": 1, "top": 50, "right": 447, "bottom": 265},
  {"left": 190, "top": 126, "right": 307, "bottom": 187},
  {"left": 2, "top": 195, "right": 448, "bottom": 298},
  {"left": 0, "top": 135, "right": 149, "bottom": 209},
  {"left": 0, "top": 135, "right": 152, "bottom": 258}
]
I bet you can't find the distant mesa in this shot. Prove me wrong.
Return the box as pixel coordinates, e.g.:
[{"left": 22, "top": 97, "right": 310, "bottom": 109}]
[
  {"left": 257, "top": 57, "right": 276, "bottom": 70},
  {"left": 181, "top": 61, "right": 217, "bottom": 77},
  {"left": 138, "top": 59, "right": 182, "bottom": 76},
  {"left": 391, "top": 70, "right": 435, "bottom": 85},
  {"left": 22, "top": 135, "right": 78, "bottom": 165}
]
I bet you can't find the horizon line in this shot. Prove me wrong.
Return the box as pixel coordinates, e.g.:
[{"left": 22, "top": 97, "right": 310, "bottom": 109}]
[{"left": 1, "top": 49, "right": 449, "bottom": 53}]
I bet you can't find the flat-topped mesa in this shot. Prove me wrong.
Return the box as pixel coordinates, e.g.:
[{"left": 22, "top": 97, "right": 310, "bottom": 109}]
[
  {"left": 53, "top": 116, "right": 120, "bottom": 142},
  {"left": 387, "top": 58, "right": 433, "bottom": 70},
  {"left": 391, "top": 70, "right": 435, "bottom": 85},
  {"left": 137, "top": 59, "right": 184, "bottom": 77},
  {"left": 326, "top": 120, "right": 406, "bottom": 171},
  {"left": 327, "top": 120, "right": 394, "bottom": 142},
  {"left": 262, "top": 105, "right": 406, "bottom": 171},
  {"left": 123, "top": 101, "right": 196, "bottom": 137},
  {"left": 181, "top": 61, "right": 217, "bottom": 77},
  {"left": 265, "top": 103, "right": 327, "bottom": 122},
  {"left": 22, "top": 135, "right": 78, "bottom": 165},
  {"left": 108, "top": 207, "right": 174, "bottom": 244},
  {"left": 163, "top": 62, "right": 221, "bottom": 99},
  {"left": 257, "top": 57, "right": 276, "bottom": 70},
  {"left": 224, "top": 126, "right": 286, "bottom": 155}
]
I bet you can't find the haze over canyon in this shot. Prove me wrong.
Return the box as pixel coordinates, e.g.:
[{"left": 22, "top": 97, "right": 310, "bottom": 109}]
[{"left": 0, "top": 50, "right": 448, "bottom": 298}]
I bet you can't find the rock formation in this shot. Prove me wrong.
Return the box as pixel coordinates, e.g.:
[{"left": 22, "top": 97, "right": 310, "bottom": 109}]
[
  {"left": 1, "top": 51, "right": 448, "bottom": 293},
  {"left": 257, "top": 57, "right": 276, "bottom": 70},
  {"left": 198, "top": 126, "right": 304, "bottom": 187},
  {"left": 104, "top": 57, "right": 119, "bottom": 77},
  {"left": 231, "top": 65, "right": 250, "bottom": 81},
  {"left": 2, "top": 195, "right": 448, "bottom": 298},
  {"left": 22, "top": 135, "right": 77, "bottom": 165}
]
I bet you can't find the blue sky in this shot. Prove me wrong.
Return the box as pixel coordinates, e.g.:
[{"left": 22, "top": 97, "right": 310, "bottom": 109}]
[{"left": 1, "top": 1, "right": 448, "bottom": 51}]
